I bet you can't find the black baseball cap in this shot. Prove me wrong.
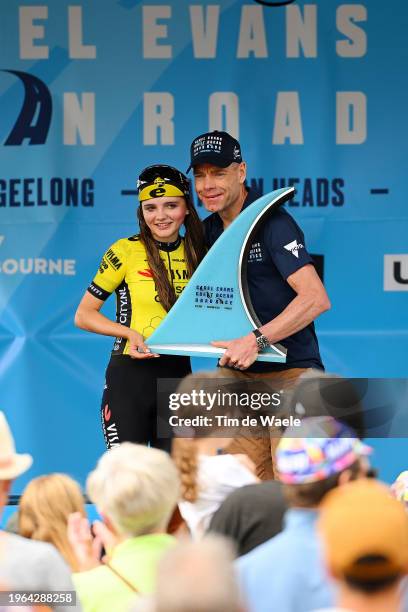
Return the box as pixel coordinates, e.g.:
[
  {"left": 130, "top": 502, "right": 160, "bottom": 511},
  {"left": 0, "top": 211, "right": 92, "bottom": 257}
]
[{"left": 186, "top": 131, "right": 242, "bottom": 172}]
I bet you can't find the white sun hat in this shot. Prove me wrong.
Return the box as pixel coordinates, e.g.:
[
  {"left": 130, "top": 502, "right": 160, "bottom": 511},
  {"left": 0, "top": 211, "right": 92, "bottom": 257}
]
[{"left": 0, "top": 412, "right": 32, "bottom": 480}]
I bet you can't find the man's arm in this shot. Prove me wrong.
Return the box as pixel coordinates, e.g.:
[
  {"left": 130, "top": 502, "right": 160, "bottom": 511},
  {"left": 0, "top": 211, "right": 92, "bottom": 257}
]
[{"left": 213, "top": 264, "right": 331, "bottom": 369}]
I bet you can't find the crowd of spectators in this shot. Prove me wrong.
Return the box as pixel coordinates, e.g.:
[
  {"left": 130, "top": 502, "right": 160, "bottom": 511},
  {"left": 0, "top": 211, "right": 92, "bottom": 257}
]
[{"left": 1, "top": 372, "right": 407, "bottom": 612}]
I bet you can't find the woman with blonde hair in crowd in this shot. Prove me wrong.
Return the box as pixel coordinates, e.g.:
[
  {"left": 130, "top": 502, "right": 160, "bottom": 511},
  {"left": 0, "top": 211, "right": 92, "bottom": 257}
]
[
  {"left": 67, "top": 443, "right": 180, "bottom": 612},
  {"left": 19, "top": 473, "right": 86, "bottom": 572},
  {"left": 172, "top": 372, "right": 258, "bottom": 539}
]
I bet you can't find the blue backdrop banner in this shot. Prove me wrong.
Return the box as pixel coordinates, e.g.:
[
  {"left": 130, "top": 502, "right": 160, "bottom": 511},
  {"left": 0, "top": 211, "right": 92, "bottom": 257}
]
[{"left": 0, "top": 0, "right": 406, "bottom": 490}]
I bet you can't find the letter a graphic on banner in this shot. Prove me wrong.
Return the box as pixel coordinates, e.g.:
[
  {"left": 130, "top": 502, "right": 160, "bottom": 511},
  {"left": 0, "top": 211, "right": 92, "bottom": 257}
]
[{"left": 3, "top": 70, "right": 52, "bottom": 145}]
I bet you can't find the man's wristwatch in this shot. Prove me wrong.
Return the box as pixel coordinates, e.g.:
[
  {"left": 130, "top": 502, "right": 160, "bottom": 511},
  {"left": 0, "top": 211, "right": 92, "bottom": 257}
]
[{"left": 252, "top": 328, "right": 270, "bottom": 351}]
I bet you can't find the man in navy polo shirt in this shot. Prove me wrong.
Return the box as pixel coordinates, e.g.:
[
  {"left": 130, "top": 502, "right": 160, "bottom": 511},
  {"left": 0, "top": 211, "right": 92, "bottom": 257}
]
[{"left": 187, "top": 130, "right": 331, "bottom": 478}]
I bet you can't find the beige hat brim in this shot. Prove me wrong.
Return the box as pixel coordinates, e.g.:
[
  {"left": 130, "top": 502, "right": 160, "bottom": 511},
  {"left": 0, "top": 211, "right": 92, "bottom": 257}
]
[{"left": 0, "top": 454, "right": 33, "bottom": 480}]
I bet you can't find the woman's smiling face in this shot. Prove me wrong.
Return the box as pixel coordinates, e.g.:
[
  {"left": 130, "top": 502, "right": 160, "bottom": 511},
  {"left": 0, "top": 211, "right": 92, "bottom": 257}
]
[{"left": 141, "top": 196, "right": 188, "bottom": 242}]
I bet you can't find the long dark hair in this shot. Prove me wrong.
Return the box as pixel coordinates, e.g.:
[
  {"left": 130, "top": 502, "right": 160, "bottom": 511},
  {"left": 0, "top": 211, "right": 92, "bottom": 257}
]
[{"left": 137, "top": 196, "right": 206, "bottom": 312}]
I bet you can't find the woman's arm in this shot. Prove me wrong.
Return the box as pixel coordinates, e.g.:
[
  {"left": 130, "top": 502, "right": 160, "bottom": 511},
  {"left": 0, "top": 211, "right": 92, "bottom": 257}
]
[{"left": 74, "top": 292, "right": 159, "bottom": 359}]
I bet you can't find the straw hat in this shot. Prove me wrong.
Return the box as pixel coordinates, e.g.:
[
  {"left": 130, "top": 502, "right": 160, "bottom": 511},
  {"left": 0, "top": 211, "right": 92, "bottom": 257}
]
[{"left": 0, "top": 412, "right": 32, "bottom": 479}]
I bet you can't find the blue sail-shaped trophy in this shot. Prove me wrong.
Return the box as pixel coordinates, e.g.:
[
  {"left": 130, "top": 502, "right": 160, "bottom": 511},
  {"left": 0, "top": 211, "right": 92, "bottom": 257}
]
[{"left": 147, "top": 187, "right": 295, "bottom": 362}]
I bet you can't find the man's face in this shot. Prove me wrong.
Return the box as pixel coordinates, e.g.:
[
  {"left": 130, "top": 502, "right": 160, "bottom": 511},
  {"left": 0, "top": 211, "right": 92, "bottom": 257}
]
[{"left": 193, "top": 162, "right": 246, "bottom": 214}]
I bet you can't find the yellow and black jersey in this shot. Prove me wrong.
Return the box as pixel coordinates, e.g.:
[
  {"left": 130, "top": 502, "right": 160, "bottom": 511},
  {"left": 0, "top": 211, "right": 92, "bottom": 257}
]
[{"left": 87, "top": 235, "right": 189, "bottom": 355}]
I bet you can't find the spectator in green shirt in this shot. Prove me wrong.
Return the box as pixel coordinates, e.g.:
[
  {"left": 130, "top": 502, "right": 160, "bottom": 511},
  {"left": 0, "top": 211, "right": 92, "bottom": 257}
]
[{"left": 68, "top": 443, "right": 179, "bottom": 612}]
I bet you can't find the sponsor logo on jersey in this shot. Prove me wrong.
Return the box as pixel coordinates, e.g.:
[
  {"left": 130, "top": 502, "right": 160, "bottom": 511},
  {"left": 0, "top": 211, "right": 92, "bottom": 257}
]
[
  {"left": 113, "top": 339, "right": 122, "bottom": 351},
  {"left": 99, "top": 259, "right": 108, "bottom": 274},
  {"left": 117, "top": 286, "right": 130, "bottom": 325},
  {"left": 248, "top": 242, "right": 263, "bottom": 263},
  {"left": 105, "top": 422, "right": 120, "bottom": 447},
  {"left": 89, "top": 283, "right": 104, "bottom": 297},
  {"left": 103, "top": 404, "right": 111, "bottom": 422},
  {"left": 170, "top": 268, "right": 189, "bottom": 280},
  {"left": 284, "top": 240, "right": 304, "bottom": 259},
  {"left": 138, "top": 268, "right": 154, "bottom": 278},
  {"left": 99, "top": 250, "right": 122, "bottom": 274},
  {"left": 105, "top": 248, "right": 122, "bottom": 270},
  {"left": 101, "top": 399, "right": 120, "bottom": 447},
  {"left": 384, "top": 255, "right": 408, "bottom": 291}
]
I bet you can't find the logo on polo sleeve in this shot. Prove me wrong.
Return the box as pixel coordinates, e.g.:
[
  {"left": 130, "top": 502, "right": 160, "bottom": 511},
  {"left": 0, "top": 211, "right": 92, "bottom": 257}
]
[{"left": 284, "top": 240, "right": 304, "bottom": 258}]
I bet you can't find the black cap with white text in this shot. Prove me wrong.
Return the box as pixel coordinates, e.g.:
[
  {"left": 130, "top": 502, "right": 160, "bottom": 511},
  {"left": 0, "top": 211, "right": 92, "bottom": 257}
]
[{"left": 187, "top": 130, "right": 242, "bottom": 172}]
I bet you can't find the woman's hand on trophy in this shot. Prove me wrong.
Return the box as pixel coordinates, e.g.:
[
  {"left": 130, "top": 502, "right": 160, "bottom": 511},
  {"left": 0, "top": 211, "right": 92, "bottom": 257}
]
[
  {"left": 212, "top": 333, "right": 258, "bottom": 370},
  {"left": 127, "top": 329, "right": 160, "bottom": 359}
]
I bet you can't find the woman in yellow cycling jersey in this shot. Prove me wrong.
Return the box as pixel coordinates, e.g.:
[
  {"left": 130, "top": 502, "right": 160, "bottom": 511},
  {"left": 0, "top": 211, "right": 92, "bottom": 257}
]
[{"left": 75, "top": 165, "right": 206, "bottom": 450}]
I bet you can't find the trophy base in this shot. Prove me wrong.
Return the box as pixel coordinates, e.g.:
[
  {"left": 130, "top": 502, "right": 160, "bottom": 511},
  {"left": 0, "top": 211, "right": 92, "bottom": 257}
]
[{"left": 147, "top": 343, "right": 287, "bottom": 363}]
